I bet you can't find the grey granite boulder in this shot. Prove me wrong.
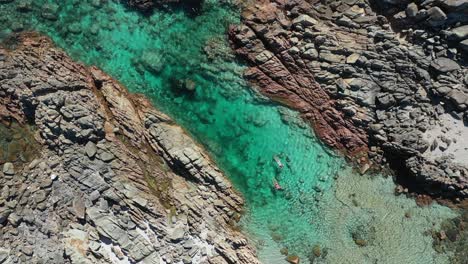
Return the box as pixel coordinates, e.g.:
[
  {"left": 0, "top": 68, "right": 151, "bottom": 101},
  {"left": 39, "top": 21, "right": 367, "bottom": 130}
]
[
  {"left": 430, "top": 58, "right": 461, "bottom": 73},
  {"left": 450, "top": 25, "right": 468, "bottom": 40},
  {"left": 0, "top": 248, "right": 10, "bottom": 263},
  {"left": 406, "top": 3, "right": 418, "bottom": 17},
  {"left": 460, "top": 39, "right": 468, "bottom": 52},
  {"left": 437, "top": 0, "right": 468, "bottom": 12},
  {"left": 85, "top": 141, "right": 97, "bottom": 158},
  {"left": 2, "top": 163, "right": 14, "bottom": 175},
  {"left": 427, "top": 7, "right": 447, "bottom": 26}
]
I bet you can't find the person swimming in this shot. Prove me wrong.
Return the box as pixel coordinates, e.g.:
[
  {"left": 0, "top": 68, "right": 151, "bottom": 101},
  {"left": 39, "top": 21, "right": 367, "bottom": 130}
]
[
  {"left": 273, "top": 155, "right": 284, "bottom": 169},
  {"left": 274, "top": 180, "right": 283, "bottom": 190}
]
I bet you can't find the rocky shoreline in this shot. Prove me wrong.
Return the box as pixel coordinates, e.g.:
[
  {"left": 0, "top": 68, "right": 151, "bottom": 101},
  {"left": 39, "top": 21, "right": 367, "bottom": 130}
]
[
  {"left": 0, "top": 33, "right": 260, "bottom": 264},
  {"left": 0, "top": 0, "right": 467, "bottom": 263},
  {"left": 229, "top": 0, "right": 468, "bottom": 199}
]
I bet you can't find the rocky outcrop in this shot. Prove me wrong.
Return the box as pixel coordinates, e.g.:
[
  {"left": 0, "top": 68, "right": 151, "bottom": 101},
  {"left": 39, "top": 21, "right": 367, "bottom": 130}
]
[
  {"left": 0, "top": 32, "right": 259, "bottom": 264},
  {"left": 229, "top": 0, "right": 468, "bottom": 198},
  {"left": 372, "top": 0, "right": 468, "bottom": 56},
  {"left": 229, "top": 4, "right": 370, "bottom": 159}
]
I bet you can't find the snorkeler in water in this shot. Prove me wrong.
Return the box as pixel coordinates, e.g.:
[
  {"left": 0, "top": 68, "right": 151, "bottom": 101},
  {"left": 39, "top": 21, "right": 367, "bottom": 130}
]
[
  {"left": 273, "top": 155, "right": 284, "bottom": 169},
  {"left": 274, "top": 180, "right": 283, "bottom": 190}
]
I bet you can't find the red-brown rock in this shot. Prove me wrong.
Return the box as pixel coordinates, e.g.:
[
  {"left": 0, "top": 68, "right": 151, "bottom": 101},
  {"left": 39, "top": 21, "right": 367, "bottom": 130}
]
[{"left": 229, "top": 2, "right": 369, "bottom": 158}]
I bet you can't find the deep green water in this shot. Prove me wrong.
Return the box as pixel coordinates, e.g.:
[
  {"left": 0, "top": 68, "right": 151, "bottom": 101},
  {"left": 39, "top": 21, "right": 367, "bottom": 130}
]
[{"left": 0, "top": 0, "right": 460, "bottom": 263}]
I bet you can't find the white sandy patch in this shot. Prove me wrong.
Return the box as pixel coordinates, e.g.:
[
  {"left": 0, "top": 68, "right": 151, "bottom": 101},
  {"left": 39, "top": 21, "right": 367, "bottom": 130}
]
[{"left": 422, "top": 113, "right": 468, "bottom": 166}]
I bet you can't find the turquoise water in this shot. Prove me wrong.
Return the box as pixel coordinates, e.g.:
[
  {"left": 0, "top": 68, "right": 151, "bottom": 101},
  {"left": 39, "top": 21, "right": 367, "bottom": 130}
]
[{"left": 0, "top": 0, "right": 459, "bottom": 263}]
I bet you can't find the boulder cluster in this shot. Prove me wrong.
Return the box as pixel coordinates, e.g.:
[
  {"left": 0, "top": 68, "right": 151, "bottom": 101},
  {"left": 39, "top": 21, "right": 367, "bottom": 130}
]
[
  {"left": 229, "top": 0, "right": 468, "bottom": 198},
  {"left": 0, "top": 33, "right": 259, "bottom": 264},
  {"left": 378, "top": 0, "right": 467, "bottom": 48}
]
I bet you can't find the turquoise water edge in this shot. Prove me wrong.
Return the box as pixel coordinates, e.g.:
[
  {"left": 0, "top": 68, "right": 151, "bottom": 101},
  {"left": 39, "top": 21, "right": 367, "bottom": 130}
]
[{"left": 0, "top": 0, "right": 460, "bottom": 263}]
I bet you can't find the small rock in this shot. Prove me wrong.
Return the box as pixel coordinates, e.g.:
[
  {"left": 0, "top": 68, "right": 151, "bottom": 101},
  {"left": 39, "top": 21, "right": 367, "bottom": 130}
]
[
  {"left": 68, "top": 23, "right": 81, "bottom": 34},
  {"left": 430, "top": 139, "right": 438, "bottom": 151},
  {"left": 450, "top": 25, "right": 468, "bottom": 41},
  {"left": 354, "top": 238, "right": 367, "bottom": 247},
  {"left": 319, "top": 51, "right": 344, "bottom": 63},
  {"left": 7, "top": 213, "right": 22, "bottom": 227},
  {"left": 286, "top": 255, "right": 300, "bottom": 264},
  {"left": 89, "top": 190, "right": 101, "bottom": 202},
  {"left": 183, "top": 240, "right": 195, "bottom": 249},
  {"left": 336, "top": 16, "right": 359, "bottom": 28},
  {"left": 16, "top": 0, "right": 33, "bottom": 12},
  {"left": 2, "top": 162, "right": 14, "bottom": 175},
  {"left": 184, "top": 79, "right": 196, "bottom": 92},
  {"left": 99, "top": 152, "right": 115, "bottom": 162},
  {"left": 439, "top": 230, "right": 447, "bottom": 240},
  {"left": 112, "top": 246, "right": 125, "bottom": 260},
  {"left": 430, "top": 58, "right": 460, "bottom": 73},
  {"left": 406, "top": 3, "right": 418, "bottom": 17},
  {"left": 169, "top": 227, "right": 185, "bottom": 242},
  {"left": 85, "top": 141, "right": 97, "bottom": 158},
  {"left": 427, "top": 7, "right": 447, "bottom": 26},
  {"left": 22, "top": 246, "right": 33, "bottom": 256},
  {"left": 302, "top": 48, "right": 318, "bottom": 60},
  {"left": 346, "top": 53, "right": 360, "bottom": 64},
  {"left": 459, "top": 39, "right": 468, "bottom": 53},
  {"left": 312, "top": 245, "right": 321, "bottom": 257},
  {"left": 182, "top": 256, "right": 191, "bottom": 264},
  {"left": 72, "top": 197, "right": 86, "bottom": 220},
  {"left": 280, "top": 248, "right": 288, "bottom": 256},
  {"left": 41, "top": 4, "right": 59, "bottom": 21},
  {"left": 40, "top": 177, "right": 53, "bottom": 188},
  {"left": 28, "top": 159, "right": 40, "bottom": 169},
  {"left": 0, "top": 248, "right": 10, "bottom": 263},
  {"left": 292, "top": 14, "right": 318, "bottom": 27},
  {"left": 438, "top": 0, "right": 468, "bottom": 12},
  {"left": 50, "top": 173, "right": 58, "bottom": 181},
  {"left": 0, "top": 208, "right": 11, "bottom": 225}
]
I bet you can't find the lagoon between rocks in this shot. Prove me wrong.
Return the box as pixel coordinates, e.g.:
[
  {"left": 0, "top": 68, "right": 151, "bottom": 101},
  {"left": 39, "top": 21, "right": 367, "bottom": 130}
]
[{"left": 0, "top": 0, "right": 461, "bottom": 263}]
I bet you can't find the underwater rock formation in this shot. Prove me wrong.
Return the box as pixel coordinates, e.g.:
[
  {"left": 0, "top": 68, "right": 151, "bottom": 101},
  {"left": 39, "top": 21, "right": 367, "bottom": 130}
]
[
  {"left": 229, "top": 0, "right": 468, "bottom": 198},
  {"left": 124, "top": 0, "right": 204, "bottom": 13},
  {"left": 0, "top": 33, "right": 259, "bottom": 264}
]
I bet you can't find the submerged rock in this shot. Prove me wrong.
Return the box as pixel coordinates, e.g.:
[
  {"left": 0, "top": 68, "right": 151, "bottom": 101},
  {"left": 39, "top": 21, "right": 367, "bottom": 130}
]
[
  {"left": 137, "top": 51, "right": 166, "bottom": 74},
  {"left": 41, "top": 4, "right": 59, "bottom": 21},
  {"left": 124, "top": 0, "right": 204, "bottom": 14},
  {"left": 286, "top": 255, "right": 300, "bottom": 264},
  {"left": 312, "top": 245, "right": 321, "bottom": 257},
  {"left": 16, "top": 0, "right": 33, "bottom": 12}
]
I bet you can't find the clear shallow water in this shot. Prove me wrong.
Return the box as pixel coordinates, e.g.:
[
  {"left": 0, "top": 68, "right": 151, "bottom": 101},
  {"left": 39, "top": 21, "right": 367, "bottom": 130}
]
[{"left": 0, "top": 0, "right": 459, "bottom": 263}]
